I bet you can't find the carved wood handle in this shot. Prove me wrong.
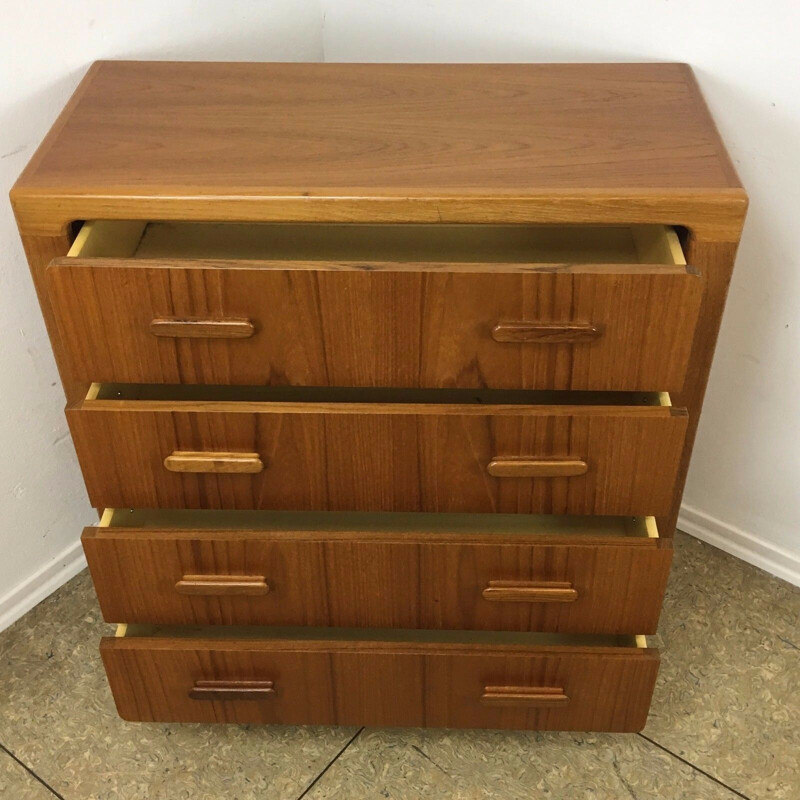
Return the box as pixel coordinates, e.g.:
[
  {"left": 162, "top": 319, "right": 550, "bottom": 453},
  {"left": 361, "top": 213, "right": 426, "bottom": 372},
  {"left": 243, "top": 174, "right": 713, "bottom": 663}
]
[
  {"left": 481, "top": 686, "right": 569, "bottom": 707},
  {"left": 482, "top": 580, "right": 578, "bottom": 603},
  {"left": 150, "top": 317, "right": 255, "bottom": 338},
  {"left": 189, "top": 680, "right": 275, "bottom": 701},
  {"left": 175, "top": 574, "right": 270, "bottom": 596},
  {"left": 492, "top": 321, "right": 601, "bottom": 343},
  {"left": 164, "top": 451, "right": 264, "bottom": 474},
  {"left": 487, "top": 457, "right": 588, "bottom": 478}
]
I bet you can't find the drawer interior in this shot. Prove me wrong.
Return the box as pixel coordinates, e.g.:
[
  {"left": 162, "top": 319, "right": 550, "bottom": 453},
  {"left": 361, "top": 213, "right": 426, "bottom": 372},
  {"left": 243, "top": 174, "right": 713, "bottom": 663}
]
[
  {"left": 69, "top": 220, "right": 686, "bottom": 266},
  {"left": 88, "top": 383, "right": 671, "bottom": 409},
  {"left": 115, "top": 622, "right": 648, "bottom": 650},
  {"left": 99, "top": 507, "right": 658, "bottom": 539}
]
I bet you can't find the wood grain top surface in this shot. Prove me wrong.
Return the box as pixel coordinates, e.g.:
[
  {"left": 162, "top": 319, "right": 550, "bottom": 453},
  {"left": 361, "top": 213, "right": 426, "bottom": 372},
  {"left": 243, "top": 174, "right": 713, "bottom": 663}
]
[{"left": 12, "top": 61, "right": 745, "bottom": 234}]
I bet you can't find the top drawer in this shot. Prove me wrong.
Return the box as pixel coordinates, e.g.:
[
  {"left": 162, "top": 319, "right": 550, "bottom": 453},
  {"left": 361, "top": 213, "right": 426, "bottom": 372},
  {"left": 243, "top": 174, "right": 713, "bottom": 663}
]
[{"left": 47, "top": 221, "right": 700, "bottom": 391}]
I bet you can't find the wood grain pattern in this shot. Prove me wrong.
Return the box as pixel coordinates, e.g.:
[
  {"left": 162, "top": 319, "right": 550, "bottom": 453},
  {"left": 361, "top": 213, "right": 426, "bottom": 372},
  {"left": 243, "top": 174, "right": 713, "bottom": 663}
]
[
  {"left": 67, "top": 399, "right": 688, "bottom": 516},
  {"left": 11, "top": 62, "right": 745, "bottom": 238},
  {"left": 101, "top": 633, "right": 659, "bottom": 730},
  {"left": 47, "top": 260, "right": 702, "bottom": 392},
  {"left": 82, "top": 524, "right": 672, "bottom": 634}
]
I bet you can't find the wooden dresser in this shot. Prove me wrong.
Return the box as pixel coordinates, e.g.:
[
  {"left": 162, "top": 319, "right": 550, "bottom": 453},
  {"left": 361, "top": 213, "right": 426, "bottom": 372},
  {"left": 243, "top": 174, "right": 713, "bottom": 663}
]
[{"left": 11, "top": 61, "right": 746, "bottom": 731}]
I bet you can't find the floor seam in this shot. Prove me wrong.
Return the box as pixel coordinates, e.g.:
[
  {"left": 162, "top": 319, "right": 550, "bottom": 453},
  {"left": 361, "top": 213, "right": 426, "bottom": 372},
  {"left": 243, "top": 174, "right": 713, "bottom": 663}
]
[
  {"left": 0, "top": 742, "right": 66, "bottom": 800},
  {"left": 295, "top": 727, "right": 364, "bottom": 799},
  {"left": 636, "top": 733, "right": 752, "bottom": 800}
]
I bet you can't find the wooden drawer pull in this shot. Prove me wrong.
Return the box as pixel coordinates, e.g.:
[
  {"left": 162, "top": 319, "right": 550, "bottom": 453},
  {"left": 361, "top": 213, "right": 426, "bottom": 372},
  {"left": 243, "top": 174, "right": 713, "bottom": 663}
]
[
  {"left": 150, "top": 317, "right": 255, "bottom": 338},
  {"left": 487, "top": 456, "right": 587, "bottom": 478},
  {"left": 175, "top": 574, "right": 270, "bottom": 596},
  {"left": 189, "top": 680, "right": 275, "bottom": 701},
  {"left": 492, "top": 321, "right": 601, "bottom": 343},
  {"left": 482, "top": 580, "right": 578, "bottom": 603},
  {"left": 164, "top": 451, "right": 264, "bottom": 474},
  {"left": 482, "top": 686, "right": 569, "bottom": 707}
]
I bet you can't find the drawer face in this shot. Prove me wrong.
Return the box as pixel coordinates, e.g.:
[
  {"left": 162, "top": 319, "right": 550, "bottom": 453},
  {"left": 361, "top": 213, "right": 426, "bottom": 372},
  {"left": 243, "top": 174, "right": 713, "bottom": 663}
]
[
  {"left": 68, "top": 398, "right": 688, "bottom": 516},
  {"left": 101, "top": 632, "right": 659, "bottom": 730},
  {"left": 83, "top": 515, "right": 671, "bottom": 634},
  {"left": 47, "top": 223, "right": 701, "bottom": 392}
]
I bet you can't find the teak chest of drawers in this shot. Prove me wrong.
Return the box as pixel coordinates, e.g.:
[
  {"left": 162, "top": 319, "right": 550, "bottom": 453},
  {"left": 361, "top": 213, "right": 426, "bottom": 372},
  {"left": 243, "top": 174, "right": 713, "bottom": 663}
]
[{"left": 12, "top": 61, "right": 747, "bottom": 731}]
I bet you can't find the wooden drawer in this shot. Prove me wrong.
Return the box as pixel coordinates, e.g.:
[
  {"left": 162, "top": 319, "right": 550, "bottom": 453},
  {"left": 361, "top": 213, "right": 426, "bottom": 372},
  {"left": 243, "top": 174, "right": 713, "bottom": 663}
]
[
  {"left": 47, "top": 220, "right": 701, "bottom": 392},
  {"left": 68, "top": 386, "right": 687, "bottom": 516},
  {"left": 102, "top": 625, "right": 659, "bottom": 731},
  {"left": 84, "top": 510, "right": 671, "bottom": 634}
]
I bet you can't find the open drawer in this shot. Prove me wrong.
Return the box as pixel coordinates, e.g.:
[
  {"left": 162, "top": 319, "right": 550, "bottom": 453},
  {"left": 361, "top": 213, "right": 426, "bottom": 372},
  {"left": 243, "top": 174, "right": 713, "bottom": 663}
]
[
  {"left": 102, "top": 624, "right": 658, "bottom": 730},
  {"left": 84, "top": 509, "right": 671, "bottom": 634},
  {"left": 67, "top": 385, "right": 688, "bottom": 516},
  {"left": 47, "top": 221, "right": 701, "bottom": 392}
]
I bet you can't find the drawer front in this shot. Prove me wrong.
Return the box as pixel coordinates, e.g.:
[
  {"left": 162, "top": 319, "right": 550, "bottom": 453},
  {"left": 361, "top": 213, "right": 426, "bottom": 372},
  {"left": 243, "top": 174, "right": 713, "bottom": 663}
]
[
  {"left": 83, "top": 525, "right": 672, "bottom": 634},
  {"left": 47, "top": 262, "right": 701, "bottom": 392},
  {"left": 68, "top": 403, "right": 688, "bottom": 515},
  {"left": 101, "top": 635, "right": 659, "bottom": 730}
]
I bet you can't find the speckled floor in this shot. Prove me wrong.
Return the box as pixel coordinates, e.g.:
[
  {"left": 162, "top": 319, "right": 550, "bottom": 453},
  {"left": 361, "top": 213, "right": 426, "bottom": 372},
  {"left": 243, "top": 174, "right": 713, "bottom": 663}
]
[{"left": 0, "top": 532, "right": 797, "bottom": 800}]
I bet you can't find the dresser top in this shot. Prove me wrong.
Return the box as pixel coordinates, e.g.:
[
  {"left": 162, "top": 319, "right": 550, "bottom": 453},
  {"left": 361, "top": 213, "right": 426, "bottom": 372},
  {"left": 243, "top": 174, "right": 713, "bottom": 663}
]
[{"left": 12, "top": 61, "right": 746, "bottom": 236}]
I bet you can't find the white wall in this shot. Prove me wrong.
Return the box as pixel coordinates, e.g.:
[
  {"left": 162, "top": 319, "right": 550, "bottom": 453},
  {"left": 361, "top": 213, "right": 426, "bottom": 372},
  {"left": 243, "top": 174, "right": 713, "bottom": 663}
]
[
  {"left": 1, "top": 1, "right": 797, "bottom": 630},
  {"left": 0, "top": 1, "right": 322, "bottom": 629}
]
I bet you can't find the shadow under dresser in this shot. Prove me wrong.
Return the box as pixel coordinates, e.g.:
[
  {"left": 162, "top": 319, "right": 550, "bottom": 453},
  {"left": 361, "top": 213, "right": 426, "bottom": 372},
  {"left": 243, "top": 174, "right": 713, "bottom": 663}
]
[{"left": 11, "top": 61, "right": 747, "bottom": 731}]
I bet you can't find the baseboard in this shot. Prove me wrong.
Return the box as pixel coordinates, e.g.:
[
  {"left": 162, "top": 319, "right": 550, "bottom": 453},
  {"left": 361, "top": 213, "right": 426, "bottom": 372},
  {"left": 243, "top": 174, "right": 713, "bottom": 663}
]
[
  {"left": 678, "top": 503, "right": 800, "bottom": 587},
  {"left": 0, "top": 539, "right": 87, "bottom": 633}
]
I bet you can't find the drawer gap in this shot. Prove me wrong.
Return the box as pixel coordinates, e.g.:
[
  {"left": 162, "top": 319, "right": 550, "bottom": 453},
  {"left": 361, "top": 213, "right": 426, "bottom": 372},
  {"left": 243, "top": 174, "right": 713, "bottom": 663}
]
[
  {"left": 69, "top": 221, "right": 686, "bottom": 267},
  {"left": 116, "top": 623, "right": 646, "bottom": 649},
  {"left": 87, "top": 383, "right": 670, "bottom": 407},
  {"left": 99, "top": 508, "right": 657, "bottom": 539}
]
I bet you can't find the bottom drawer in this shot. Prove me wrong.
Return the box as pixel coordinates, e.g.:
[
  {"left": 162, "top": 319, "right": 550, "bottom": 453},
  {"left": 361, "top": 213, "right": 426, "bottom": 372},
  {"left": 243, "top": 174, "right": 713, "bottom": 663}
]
[{"left": 102, "top": 625, "right": 658, "bottom": 731}]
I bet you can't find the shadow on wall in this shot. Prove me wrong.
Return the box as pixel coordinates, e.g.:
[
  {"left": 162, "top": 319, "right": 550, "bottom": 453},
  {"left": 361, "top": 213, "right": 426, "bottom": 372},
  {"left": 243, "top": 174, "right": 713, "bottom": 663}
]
[{"left": 680, "top": 70, "right": 800, "bottom": 555}]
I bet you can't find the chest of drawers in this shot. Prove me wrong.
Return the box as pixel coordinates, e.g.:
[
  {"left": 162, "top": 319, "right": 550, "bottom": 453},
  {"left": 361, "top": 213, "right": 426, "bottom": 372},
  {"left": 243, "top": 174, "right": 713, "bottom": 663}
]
[{"left": 12, "top": 61, "right": 746, "bottom": 731}]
